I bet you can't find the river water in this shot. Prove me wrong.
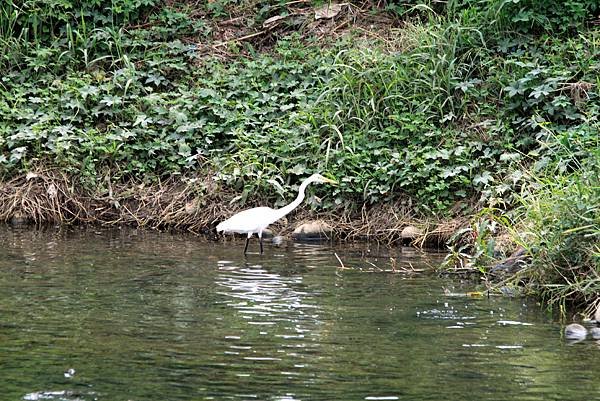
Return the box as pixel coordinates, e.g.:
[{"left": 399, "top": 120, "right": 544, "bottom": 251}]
[{"left": 0, "top": 227, "right": 599, "bottom": 401}]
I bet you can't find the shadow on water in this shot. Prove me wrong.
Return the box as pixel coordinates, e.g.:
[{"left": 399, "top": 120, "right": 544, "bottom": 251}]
[{"left": 1, "top": 226, "right": 600, "bottom": 401}]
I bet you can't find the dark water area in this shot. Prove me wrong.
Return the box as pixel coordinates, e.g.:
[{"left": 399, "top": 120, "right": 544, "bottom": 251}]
[{"left": 0, "top": 226, "right": 599, "bottom": 401}]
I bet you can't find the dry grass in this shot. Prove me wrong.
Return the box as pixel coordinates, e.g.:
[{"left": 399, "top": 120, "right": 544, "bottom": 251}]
[
  {"left": 277, "top": 202, "right": 467, "bottom": 246},
  {"left": 192, "top": 1, "right": 401, "bottom": 60},
  {"left": 0, "top": 169, "right": 87, "bottom": 224},
  {"left": 0, "top": 169, "right": 467, "bottom": 246},
  {"left": 0, "top": 168, "right": 235, "bottom": 233}
]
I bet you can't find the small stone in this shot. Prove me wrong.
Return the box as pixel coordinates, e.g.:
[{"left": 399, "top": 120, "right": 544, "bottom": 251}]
[
  {"left": 490, "top": 246, "right": 528, "bottom": 275},
  {"left": 564, "top": 323, "right": 587, "bottom": 340},
  {"left": 25, "top": 172, "right": 39, "bottom": 181},
  {"left": 292, "top": 221, "right": 332, "bottom": 241},
  {"left": 184, "top": 201, "right": 196, "bottom": 215},
  {"left": 401, "top": 225, "right": 422, "bottom": 240},
  {"left": 590, "top": 327, "right": 600, "bottom": 340},
  {"left": 271, "top": 236, "right": 284, "bottom": 246},
  {"left": 10, "top": 212, "right": 28, "bottom": 227}
]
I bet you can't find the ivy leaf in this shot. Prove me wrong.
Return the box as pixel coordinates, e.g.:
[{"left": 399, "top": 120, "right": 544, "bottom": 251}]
[
  {"left": 288, "top": 164, "right": 307, "bottom": 175},
  {"left": 499, "top": 152, "right": 521, "bottom": 162},
  {"left": 145, "top": 74, "right": 166, "bottom": 87},
  {"left": 133, "top": 114, "right": 152, "bottom": 128},
  {"left": 473, "top": 171, "right": 494, "bottom": 186},
  {"left": 79, "top": 85, "right": 99, "bottom": 99},
  {"left": 100, "top": 95, "right": 122, "bottom": 107},
  {"left": 10, "top": 146, "right": 27, "bottom": 162},
  {"left": 267, "top": 179, "right": 286, "bottom": 196},
  {"left": 504, "top": 83, "right": 522, "bottom": 97},
  {"left": 52, "top": 125, "right": 74, "bottom": 136},
  {"left": 178, "top": 142, "right": 191, "bottom": 157},
  {"left": 529, "top": 84, "right": 552, "bottom": 99}
]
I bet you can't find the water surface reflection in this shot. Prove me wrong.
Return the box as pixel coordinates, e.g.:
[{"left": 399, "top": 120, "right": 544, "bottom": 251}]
[{"left": 0, "top": 227, "right": 599, "bottom": 401}]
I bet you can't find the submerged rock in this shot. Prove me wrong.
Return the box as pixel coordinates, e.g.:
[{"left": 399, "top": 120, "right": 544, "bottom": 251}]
[
  {"left": 564, "top": 323, "right": 587, "bottom": 340},
  {"left": 10, "top": 211, "right": 28, "bottom": 227},
  {"left": 292, "top": 221, "right": 332, "bottom": 241},
  {"left": 490, "top": 246, "right": 528, "bottom": 275},
  {"left": 271, "top": 235, "right": 284, "bottom": 246}
]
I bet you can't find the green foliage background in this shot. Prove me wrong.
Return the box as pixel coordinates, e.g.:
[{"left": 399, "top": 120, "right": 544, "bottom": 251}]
[
  {"left": 1, "top": 0, "right": 599, "bottom": 304},
  {"left": 2, "top": 0, "right": 597, "bottom": 210}
]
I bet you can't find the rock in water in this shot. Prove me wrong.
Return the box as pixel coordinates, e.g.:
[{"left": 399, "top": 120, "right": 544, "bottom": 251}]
[
  {"left": 10, "top": 211, "right": 28, "bottom": 227},
  {"left": 490, "top": 246, "right": 528, "bottom": 275},
  {"left": 401, "top": 226, "right": 422, "bottom": 242},
  {"left": 564, "top": 323, "right": 587, "bottom": 340},
  {"left": 271, "top": 236, "right": 284, "bottom": 246},
  {"left": 590, "top": 327, "right": 600, "bottom": 340},
  {"left": 292, "top": 221, "right": 332, "bottom": 241}
]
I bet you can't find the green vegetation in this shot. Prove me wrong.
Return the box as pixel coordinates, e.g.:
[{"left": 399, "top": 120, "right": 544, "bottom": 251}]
[
  {"left": 0, "top": 0, "right": 598, "bottom": 307},
  {"left": 514, "top": 154, "right": 599, "bottom": 307}
]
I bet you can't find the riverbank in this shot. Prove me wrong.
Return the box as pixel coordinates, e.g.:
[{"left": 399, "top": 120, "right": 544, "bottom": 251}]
[
  {"left": 1, "top": 1, "right": 598, "bottom": 308},
  {"left": 1, "top": 167, "right": 463, "bottom": 245}
]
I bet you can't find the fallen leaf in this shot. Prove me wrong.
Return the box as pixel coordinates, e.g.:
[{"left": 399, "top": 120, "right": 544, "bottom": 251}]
[
  {"left": 47, "top": 183, "right": 58, "bottom": 198},
  {"left": 315, "top": 2, "right": 343, "bottom": 19},
  {"left": 263, "top": 14, "right": 287, "bottom": 28}
]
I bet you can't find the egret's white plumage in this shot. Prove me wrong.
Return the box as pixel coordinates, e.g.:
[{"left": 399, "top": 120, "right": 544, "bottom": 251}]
[{"left": 216, "top": 173, "right": 336, "bottom": 254}]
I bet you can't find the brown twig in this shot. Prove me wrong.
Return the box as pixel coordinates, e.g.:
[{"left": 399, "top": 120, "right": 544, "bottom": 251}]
[{"left": 212, "top": 30, "right": 268, "bottom": 48}]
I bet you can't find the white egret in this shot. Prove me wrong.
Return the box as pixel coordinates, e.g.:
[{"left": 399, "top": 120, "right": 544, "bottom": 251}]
[{"left": 216, "top": 173, "right": 337, "bottom": 254}]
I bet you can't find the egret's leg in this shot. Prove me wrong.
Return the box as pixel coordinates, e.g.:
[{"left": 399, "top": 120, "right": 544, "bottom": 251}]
[
  {"left": 259, "top": 232, "right": 264, "bottom": 255},
  {"left": 244, "top": 234, "right": 251, "bottom": 255}
]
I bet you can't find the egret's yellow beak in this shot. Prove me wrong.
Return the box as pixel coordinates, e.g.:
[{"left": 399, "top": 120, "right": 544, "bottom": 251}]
[{"left": 322, "top": 177, "right": 338, "bottom": 185}]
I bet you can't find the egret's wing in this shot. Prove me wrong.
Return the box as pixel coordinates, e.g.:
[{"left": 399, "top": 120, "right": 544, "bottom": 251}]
[{"left": 216, "top": 207, "right": 276, "bottom": 234}]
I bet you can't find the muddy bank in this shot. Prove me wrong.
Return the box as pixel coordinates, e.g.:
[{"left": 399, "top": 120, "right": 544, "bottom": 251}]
[{"left": 1, "top": 169, "right": 466, "bottom": 246}]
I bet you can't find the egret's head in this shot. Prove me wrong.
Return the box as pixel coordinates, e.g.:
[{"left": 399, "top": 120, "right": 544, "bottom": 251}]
[{"left": 309, "top": 173, "right": 337, "bottom": 185}]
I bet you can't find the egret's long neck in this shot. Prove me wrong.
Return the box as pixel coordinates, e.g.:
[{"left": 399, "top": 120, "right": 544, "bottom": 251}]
[{"left": 273, "top": 178, "right": 313, "bottom": 221}]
